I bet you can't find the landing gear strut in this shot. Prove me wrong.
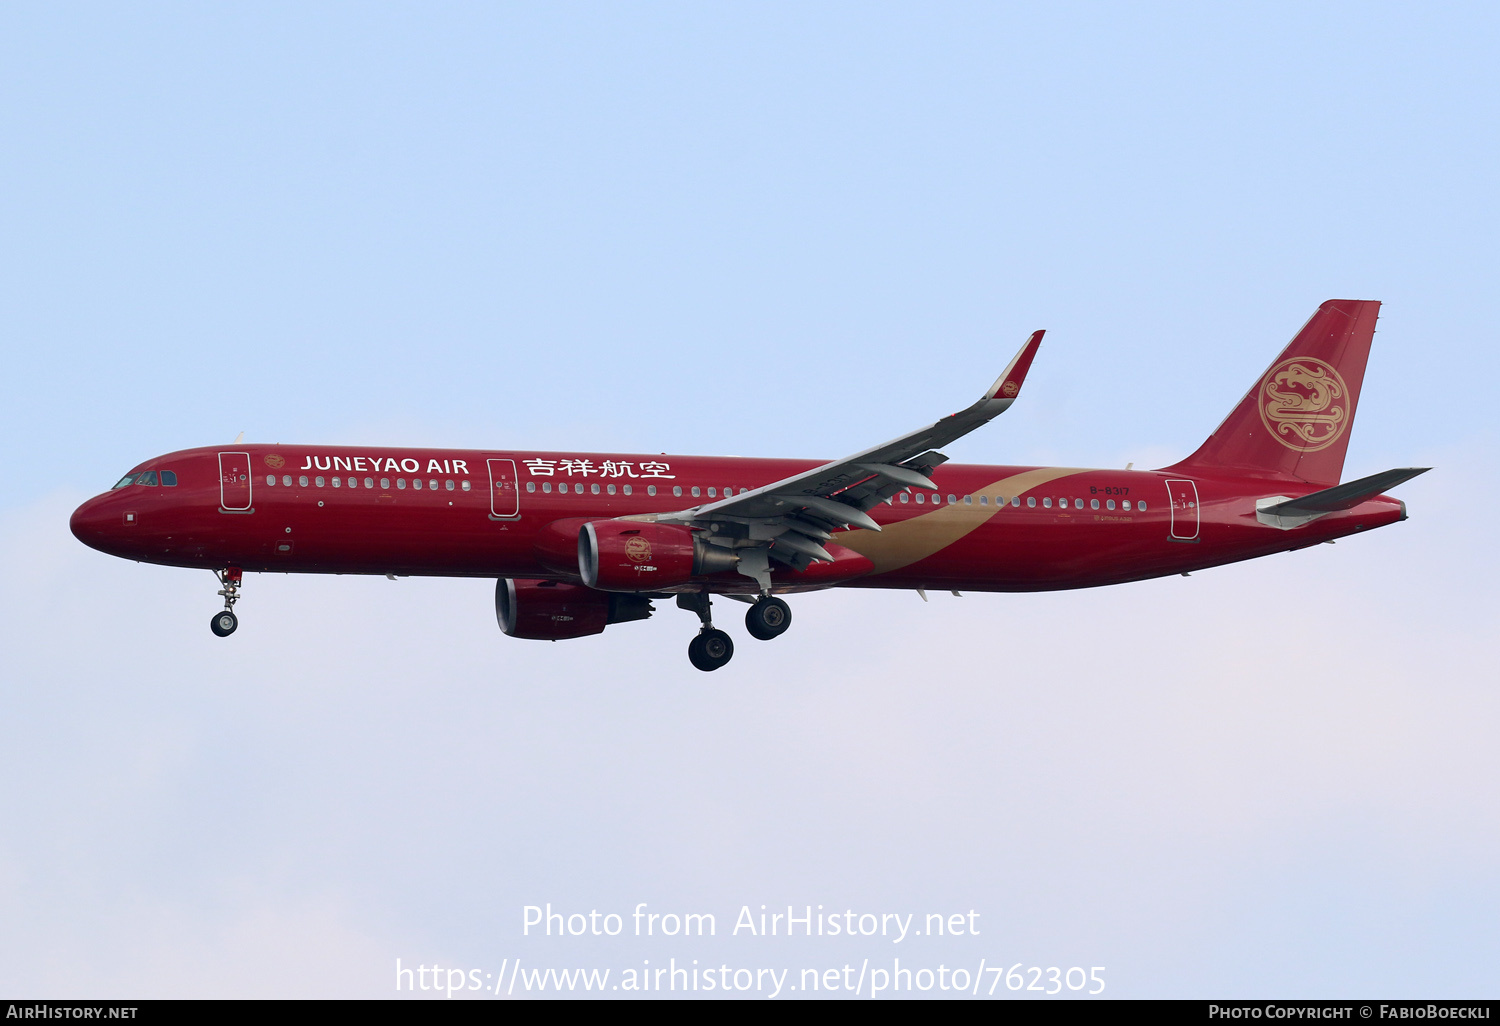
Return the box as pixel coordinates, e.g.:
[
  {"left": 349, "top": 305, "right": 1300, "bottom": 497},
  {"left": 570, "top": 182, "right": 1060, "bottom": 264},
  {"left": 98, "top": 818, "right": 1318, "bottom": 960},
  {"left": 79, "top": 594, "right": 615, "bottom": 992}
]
[
  {"left": 211, "top": 567, "right": 242, "bottom": 637},
  {"left": 677, "top": 592, "right": 734, "bottom": 672},
  {"left": 745, "top": 596, "right": 792, "bottom": 640}
]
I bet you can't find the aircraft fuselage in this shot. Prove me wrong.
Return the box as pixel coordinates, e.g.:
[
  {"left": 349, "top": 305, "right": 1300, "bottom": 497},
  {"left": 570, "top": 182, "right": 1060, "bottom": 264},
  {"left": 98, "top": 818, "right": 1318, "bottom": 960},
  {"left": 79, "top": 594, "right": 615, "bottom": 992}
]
[{"left": 71, "top": 444, "right": 1404, "bottom": 593}]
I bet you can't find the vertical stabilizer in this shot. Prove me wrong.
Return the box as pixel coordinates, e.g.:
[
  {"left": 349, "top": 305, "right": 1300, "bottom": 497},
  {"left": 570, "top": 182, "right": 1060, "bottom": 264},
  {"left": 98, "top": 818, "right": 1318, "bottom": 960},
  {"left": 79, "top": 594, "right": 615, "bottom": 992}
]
[{"left": 1165, "top": 299, "right": 1380, "bottom": 487}]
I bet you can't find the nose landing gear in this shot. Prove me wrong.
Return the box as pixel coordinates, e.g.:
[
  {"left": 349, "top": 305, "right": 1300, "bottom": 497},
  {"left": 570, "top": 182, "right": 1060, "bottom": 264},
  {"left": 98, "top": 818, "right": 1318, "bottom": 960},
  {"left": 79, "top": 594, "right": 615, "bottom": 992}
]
[
  {"left": 211, "top": 567, "right": 242, "bottom": 637},
  {"left": 677, "top": 592, "right": 734, "bottom": 672}
]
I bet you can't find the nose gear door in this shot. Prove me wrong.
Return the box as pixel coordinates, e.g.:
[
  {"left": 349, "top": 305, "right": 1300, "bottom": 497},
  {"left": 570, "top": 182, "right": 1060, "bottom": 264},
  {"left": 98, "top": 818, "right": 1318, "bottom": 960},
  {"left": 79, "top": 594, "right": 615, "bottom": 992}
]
[
  {"left": 218, "top": 452, "right": 252, "bottom": 512},
  {"left": 1166, "top": 479, "right": 1199, "bottom": 541}
]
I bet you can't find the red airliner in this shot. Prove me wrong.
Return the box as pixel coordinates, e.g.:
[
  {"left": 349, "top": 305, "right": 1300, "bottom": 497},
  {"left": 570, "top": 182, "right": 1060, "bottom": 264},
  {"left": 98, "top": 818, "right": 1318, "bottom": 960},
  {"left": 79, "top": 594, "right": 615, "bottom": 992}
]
[{"left": 71, "top": 299, "right": 1426, "bottom": 670}]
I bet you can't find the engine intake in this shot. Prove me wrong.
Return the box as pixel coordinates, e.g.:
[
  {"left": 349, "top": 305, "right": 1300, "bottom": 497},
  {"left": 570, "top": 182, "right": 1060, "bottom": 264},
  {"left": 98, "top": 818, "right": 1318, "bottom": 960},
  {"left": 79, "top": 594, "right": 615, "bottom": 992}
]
[
  {"left": 579, "top": 520, "right": 738, "bottom": 591},
  {"left": 495, "top": 578, "right": 653, "bottom": 640}
]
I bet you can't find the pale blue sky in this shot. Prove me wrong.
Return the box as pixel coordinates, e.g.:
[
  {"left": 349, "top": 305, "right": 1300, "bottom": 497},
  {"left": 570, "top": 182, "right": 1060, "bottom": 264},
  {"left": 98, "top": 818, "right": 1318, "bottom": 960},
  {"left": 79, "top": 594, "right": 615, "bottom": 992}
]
[{"left": 1, "top": 2, "right": 1495, "bottom": 998}]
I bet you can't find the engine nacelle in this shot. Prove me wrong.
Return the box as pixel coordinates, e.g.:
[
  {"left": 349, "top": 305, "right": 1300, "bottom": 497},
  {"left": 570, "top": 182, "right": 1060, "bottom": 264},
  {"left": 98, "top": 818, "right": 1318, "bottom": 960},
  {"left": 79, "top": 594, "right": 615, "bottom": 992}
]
[
  {"left": 578, "top": 520, "right": 739, "bottom": 591},
  {"left": 495, "top": 578, "right": 652, "bottom": 640}
]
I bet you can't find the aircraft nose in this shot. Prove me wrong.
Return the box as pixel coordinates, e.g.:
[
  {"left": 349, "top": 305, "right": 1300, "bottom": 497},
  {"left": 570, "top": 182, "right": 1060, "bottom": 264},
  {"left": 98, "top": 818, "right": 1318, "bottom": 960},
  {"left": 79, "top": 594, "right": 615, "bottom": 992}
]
[{"left": 70, "top": 494, "right": 116, "bottom": 552}]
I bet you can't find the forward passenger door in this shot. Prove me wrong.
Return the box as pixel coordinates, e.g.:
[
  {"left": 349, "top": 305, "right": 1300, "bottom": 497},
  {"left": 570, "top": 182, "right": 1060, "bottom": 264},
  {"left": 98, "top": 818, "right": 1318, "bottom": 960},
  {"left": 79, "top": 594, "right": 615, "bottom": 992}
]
[{"left": 218, "top": 452, "right": 252, "bottom": 512}]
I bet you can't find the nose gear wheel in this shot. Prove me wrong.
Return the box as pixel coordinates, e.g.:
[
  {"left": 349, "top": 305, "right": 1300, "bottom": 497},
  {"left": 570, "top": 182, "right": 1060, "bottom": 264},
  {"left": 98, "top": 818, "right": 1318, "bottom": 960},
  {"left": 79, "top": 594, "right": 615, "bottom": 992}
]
[{"left": 211, "top": 567, "right": 243, "bottom": 637}]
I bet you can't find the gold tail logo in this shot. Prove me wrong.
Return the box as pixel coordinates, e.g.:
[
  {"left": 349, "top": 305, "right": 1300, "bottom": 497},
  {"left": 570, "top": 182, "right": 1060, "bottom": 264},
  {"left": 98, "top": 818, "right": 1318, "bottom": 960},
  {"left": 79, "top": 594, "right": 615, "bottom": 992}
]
[{"left": 1258, "top": 357, "right": 1350, "bottom": 451}]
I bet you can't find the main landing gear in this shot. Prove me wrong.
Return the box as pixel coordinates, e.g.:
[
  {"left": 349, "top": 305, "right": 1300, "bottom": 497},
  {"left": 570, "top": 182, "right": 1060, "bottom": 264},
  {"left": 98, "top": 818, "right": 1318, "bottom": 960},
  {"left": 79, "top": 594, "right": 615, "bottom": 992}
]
[
  {"left": 678, "top": 592, "right": 733, "bottom": 672},
  {"left": 211, "top": 567, "right": 242, "bottom": 637},
  {"left": 677, "top": 593, "right": 794, "bottom": 670},
  {"left": 688, "top": 630, "right": 734, "bottom": 673},
  {"left": 745, "top": 596, "right": 791, "bottom": 640}
]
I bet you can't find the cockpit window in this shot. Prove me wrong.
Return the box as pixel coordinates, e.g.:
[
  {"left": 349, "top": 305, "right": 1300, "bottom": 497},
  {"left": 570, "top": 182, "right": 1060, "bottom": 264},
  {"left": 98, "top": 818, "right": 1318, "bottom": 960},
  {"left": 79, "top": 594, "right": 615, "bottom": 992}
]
[{"left": 114, "top": 469, "right": 177, "bottom": 488}]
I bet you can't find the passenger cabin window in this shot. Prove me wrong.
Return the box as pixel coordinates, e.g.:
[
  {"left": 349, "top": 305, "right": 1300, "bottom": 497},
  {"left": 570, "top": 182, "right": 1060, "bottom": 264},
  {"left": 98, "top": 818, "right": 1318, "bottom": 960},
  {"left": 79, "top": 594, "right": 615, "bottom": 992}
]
[
  {"left": 691, "top": 486, "right": 701, "bottom": 498},
  {"left": 900, "top": 493, "right": 910, "bottom": 503},
  {"left": 541, "top": 482, "right": 551, "bottom": 493},
  {"left": 398, "top": 478, "right": 407, "bottom": 489},
  {"left": 1027, "top": 496, "right": 1037, "bottom": 508},
  {"left": 526, "top": 482, "right": 536, "bottom": 493},
  {"left": 1091, "top": 498, "right": 1100, "bottom": 510},
  {"left": 299, "top": 475, "right": 309, "bottom": 487},
  {"left": 1138, "top": 500, "right": 1147, "bottom": 511},
  {"left": 332, "top": 476, "right": 341, "bottom": 488},
  {"left": 283, "top": 475, "right": 293, "bottom": 487},
  {"left": 623, "top": 485, "right": 633, "bottom": 496},
  {"left": 316, "top": 476, "right": 326, "bottom": 487},
  {"left": 1043, "top": 497, "right": 1052, "bottom": 508},
  {"left": 673, "top": 486, "right": 683, "bottom": 497},
  {"left": 1122, "top": 499, "right": 1131, "bottom": 510},
  {"left": 647, "top": 485, "right": 656, "bottom": 496}
]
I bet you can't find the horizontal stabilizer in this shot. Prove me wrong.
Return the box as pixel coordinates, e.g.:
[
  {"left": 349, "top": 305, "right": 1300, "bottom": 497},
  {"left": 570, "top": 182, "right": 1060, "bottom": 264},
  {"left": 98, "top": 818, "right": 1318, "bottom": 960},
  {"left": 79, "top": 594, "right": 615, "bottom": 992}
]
[{"left": 1259, "top": 467, "right": 1429, "bottom": 519}]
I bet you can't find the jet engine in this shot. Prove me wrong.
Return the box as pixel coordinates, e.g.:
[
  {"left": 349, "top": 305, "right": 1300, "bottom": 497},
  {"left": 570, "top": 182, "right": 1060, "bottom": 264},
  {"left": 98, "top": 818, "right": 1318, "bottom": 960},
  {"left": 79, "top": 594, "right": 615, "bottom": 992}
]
[
  {"left": 578, "top": 520, "right": 738, "bottom": 591},
  {"left": 495, "top": 578, "right": 652, "bottom": 640}
]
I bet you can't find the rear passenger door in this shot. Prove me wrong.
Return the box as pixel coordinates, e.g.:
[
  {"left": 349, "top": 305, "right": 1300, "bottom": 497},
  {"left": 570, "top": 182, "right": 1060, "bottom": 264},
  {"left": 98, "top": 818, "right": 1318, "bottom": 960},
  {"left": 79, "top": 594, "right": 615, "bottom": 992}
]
[{"left": 1165, "top": 479, "right": 1199, "bottom": 541}]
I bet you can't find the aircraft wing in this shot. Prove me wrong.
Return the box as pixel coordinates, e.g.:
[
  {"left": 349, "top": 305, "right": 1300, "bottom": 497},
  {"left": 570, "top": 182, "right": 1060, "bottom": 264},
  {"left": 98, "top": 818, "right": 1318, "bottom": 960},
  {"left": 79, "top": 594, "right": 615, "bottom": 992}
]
[{"left": 657, "top": 329, "right": 1044, "bottom": 569}]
